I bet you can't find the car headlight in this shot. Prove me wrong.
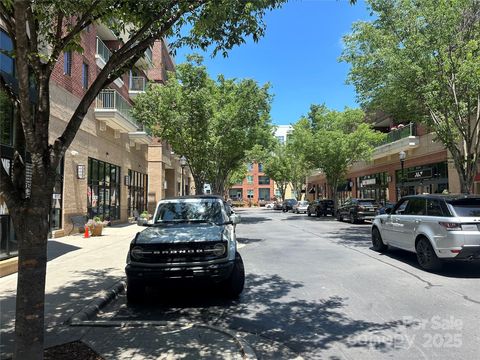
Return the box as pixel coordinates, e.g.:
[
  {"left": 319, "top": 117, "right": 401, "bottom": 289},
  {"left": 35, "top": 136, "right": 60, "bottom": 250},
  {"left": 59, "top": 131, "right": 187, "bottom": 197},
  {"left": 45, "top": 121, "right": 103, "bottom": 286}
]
[
  {"left": 213, "top": 243, "right": 226, "bottom": 257},
  {"left": 130, "top": 246, "right": 144, "bottom": 260}
]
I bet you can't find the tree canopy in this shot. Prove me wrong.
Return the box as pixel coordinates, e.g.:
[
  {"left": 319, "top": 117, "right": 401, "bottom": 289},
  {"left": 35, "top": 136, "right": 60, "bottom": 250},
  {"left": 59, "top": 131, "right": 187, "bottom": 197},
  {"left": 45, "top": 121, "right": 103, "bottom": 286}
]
[
  {"left": 341, "top": 0, "right": 480, "bottom": 193},
  {"left": 289, "top": 106, "right": 384, "bottom": 206},
  {"left": 133, "top": 55, "right": 273, "bottom": 195}
]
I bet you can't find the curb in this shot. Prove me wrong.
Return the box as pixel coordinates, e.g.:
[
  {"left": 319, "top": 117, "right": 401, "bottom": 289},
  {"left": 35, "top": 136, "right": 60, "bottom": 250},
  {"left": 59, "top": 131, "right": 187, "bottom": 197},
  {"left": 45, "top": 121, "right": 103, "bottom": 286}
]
[{"left": 68, "top": 281, "right": 125, "bottom": 324}]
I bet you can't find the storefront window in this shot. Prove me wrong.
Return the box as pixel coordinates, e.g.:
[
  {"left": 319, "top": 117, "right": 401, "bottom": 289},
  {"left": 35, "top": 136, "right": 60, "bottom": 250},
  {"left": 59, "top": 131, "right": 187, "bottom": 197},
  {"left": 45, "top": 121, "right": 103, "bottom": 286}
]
[
  {"left": 396, "top": 161, "right": 448, "bottom": 198},
  {"left": 87, "top": 158, "right": 120, "bottom": 220},
  {"left": 127, "top": 169, "right": 148, "bottom": 217},
  {"left": 358, "top": 172, "right": 388, "bottom": 204}
]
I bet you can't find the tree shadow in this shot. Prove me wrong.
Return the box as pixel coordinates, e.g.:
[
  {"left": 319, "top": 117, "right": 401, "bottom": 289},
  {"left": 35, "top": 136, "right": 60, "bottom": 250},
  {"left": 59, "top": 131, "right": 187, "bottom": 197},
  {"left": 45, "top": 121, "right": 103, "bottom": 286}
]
[
  {"left": 99, "top": 273, "right": 409, "bottom": 358},
  {"left": 236, "top": 237, "right": 264, "bottom": 245},
  {"left": 238, "top": 216, "right": 272, "bottom": 225}
]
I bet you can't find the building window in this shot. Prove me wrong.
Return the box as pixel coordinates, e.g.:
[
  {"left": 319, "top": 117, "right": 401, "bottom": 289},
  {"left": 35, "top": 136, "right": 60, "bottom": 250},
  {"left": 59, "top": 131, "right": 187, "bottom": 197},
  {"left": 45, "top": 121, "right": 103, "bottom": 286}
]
[
  {"left": 258, "top": 176, "right": 270, "bottom": 185},
  {"left": 258, "top": 163, "right": 263, "bottom": 172},
  {"left": 82, "top": 62, "right": 89, "bottom": 89},
  {"left": 247, "top": 189, "right": 254, "bottom": 199},
  {"left": 0, "top": 29, "right": 14, "bottom": 75},
  {"left": 275, "top": 188, "right": 281, "bottom": 197},
  {"left": 87, "top": 158, "right": 121, "bottom": 220},
  {"left": 127, "top": 170, "right": 148, "bottom": 218},
  {"left": 64, "top": 51, "right": 72, "bottom": 75},
  {"left": 247, "top": 163, "right": 253, "bottom": 172},
  {"left": 258, "top": 188, "right": 270, "bottom": 201},
  {"left": 246, "top": 175, "right": 254, "bottom": 184},
  {"left": 276, "top": 136, "right": 285, "bottom": 144}
]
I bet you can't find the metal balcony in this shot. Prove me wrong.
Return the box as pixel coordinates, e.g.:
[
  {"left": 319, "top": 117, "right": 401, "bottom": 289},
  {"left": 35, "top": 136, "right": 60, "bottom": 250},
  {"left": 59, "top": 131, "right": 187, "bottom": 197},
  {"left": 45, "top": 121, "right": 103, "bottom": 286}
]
[
  {"left": 372, "top": 123, "right": 419, "bottom": 160},
  {"left": 94, "top": 89, "right": 139, "bottom": 133},
  {"left": 129, "top": 124, "right": 153, "bottom": 146}
]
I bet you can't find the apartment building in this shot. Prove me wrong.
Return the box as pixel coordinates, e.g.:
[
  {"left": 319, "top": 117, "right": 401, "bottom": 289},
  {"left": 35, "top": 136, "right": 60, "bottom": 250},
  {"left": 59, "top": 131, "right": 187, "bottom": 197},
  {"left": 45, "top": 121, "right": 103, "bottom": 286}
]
[
  {"left": 0, "top": 22, "right": 189, "bottom": 275},
  {"left": 306, "top": 117, "right": 463, "bottom": 204}
]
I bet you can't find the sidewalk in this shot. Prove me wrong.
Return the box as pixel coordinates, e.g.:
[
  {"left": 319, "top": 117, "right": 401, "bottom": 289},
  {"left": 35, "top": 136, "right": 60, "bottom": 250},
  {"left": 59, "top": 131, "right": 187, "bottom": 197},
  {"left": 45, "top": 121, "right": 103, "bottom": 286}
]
[{"left": 0, "top": 224, "right": 249, "bottom": 359}]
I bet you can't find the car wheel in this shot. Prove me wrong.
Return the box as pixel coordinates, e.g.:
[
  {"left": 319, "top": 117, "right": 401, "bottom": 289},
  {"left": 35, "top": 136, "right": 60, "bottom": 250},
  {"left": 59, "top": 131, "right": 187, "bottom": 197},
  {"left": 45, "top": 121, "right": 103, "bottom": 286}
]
[
  {"left": 350, "top": 213, "right": 356, "bottom": 224},
  {"left": 416, "top": 237, "right": 442, "bottom": 271},
  {"left": 126, "top": 279, "right": 145, "bottom": 304},
  {"left": 222, "top": 253, "right": 245, "bottom": 299},
  {"left": 371, "top": 227, "right": 387, "bottom": 252},
  {"left": 307, "top": 210, "right": 311, "bottom": 217},
  {"left": 336, "top": 211, "right": 343, "bottom": 221}
]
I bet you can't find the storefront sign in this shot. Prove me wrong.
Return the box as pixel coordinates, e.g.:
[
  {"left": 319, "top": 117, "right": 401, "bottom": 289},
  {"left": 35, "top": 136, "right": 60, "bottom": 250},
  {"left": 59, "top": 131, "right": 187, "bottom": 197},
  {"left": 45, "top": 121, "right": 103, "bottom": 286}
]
[
  {"left": 361, "top": 178, "right": 376, "bottom": 186},
  {"left": 52, "top": 193, "right": 61, "bottom": 200},
  {"left": 407, "top": 168, "right": 432, "bottom": 180}
]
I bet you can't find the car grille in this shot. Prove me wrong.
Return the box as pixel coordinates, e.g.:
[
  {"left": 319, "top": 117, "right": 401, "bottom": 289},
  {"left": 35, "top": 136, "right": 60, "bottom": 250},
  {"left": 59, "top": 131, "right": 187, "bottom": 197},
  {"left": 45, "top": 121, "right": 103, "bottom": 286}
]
[{"left": 131, "top": 241, "right": 228, "bottom": 264}]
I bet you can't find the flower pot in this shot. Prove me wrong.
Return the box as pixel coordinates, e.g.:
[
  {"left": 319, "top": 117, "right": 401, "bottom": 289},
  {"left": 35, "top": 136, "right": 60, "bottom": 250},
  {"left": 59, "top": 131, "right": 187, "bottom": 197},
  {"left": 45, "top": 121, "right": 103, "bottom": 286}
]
[{"left": 90, "top": 224, "right": 103, "bottom": 236}]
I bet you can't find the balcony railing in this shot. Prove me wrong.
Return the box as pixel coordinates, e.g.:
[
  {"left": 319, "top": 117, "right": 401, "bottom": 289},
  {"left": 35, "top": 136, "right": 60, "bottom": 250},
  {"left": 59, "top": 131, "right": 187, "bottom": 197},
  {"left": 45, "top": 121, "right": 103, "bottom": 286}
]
[
  {"left": 379, "top": 123, "right": 416, "bottom": 145},
  {"left": 129, "top": 76, "right": 146, "bottom": 91},
  {"left": 96, "top": 37, "right": 112, "bottom": 64},
  {"left": 95, "top": 89, "right": 138, "bottom": 127}
]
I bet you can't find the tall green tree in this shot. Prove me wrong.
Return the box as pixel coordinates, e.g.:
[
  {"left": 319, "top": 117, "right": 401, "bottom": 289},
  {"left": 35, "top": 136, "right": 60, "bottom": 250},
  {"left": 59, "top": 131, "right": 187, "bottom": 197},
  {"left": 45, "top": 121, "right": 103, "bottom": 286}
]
[
  {"left": 290, "top": 106, "right": 384, "bottom": 208},
  {"left": 0, "top": 1, "right": 286, "bottom": 358},
  {"left": 133, "top": 55, "right": 273, "bottom": 195},
  {"left": 342, "top": 0, "right": 480, "bottom": 193},
  {"left": 262, "top": 142, "right": 291, "bottom": 201}
]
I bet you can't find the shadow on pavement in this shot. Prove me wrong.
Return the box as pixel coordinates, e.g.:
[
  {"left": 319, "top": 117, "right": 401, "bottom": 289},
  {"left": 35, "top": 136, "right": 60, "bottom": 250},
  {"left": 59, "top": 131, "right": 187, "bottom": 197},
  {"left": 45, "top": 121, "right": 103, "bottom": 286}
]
[
  {"left": 108, "top": 273, "right": 408, "bottom": 358},
  {"left": 236, "top": 237, "right": 264, "bottom": 245},
  {"left": 323, "top": 226, "right": 480, "bottom": 279},
  {"left": 238, "top": 216, "right": 272, "bottom": 225},
  {"left": 47, "top": 241, "right": 81, "bottom": 262}
]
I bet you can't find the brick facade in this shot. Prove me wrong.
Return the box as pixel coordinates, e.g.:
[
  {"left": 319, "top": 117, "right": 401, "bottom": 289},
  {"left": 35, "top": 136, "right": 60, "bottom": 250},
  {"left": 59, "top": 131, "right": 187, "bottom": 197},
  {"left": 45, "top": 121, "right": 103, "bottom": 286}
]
[{"left": 230, "top": 162, "right": 275, "bottom": 204}]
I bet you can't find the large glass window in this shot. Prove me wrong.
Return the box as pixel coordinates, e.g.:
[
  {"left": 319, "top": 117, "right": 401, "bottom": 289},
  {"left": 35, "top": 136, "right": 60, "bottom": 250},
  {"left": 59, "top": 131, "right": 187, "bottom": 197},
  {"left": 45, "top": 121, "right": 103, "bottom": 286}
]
[
  {"left": 258, "top": 188, "right": 270, "bottom": 201},
  {"left": 0, "top": 29, "right": 14, "bottom": 75},
  {"left": 246, "top": 175, "right": 254, "bottom": 184},
  {"left": 87, "top": 158, "right": 120, "bottom": 220},
  {"left": 127, "top": 169, "right": 148, "bottom": 217}
]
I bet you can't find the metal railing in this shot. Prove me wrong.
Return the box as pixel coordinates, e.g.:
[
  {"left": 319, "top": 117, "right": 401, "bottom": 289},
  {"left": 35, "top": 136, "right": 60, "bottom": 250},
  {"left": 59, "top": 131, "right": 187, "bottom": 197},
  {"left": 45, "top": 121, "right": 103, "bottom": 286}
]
[
  {"left": 129, "top": 76, "right": 146, "bottom": 91},
  {"left": 379, "top": 123, "right": 416, "bottom": 145},
  {"left": 95, "top": 89, "right": 138, "bottom": 127},
  {"left": 96, "top": 37, "right": 112, "bottom": 63}
]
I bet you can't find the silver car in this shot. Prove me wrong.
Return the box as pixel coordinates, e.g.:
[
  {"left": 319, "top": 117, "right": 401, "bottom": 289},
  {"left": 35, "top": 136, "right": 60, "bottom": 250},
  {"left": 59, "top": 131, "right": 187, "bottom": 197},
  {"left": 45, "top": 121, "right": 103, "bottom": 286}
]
[
  {"left": 293, "top": 200, "right": 310, "bottom": 214},
  {"left": 125, "top": 196, "right": 243, "bottom": 303},
  {"left": 371, "top": 194, "right": 480, "bottom": 271}
]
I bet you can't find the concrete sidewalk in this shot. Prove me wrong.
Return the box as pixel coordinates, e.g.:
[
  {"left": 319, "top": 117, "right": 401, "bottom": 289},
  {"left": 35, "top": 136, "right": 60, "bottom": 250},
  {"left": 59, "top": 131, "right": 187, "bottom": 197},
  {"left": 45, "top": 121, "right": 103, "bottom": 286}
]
[{"left": 0, "top": 224, "right": 250, "bottom": 359}]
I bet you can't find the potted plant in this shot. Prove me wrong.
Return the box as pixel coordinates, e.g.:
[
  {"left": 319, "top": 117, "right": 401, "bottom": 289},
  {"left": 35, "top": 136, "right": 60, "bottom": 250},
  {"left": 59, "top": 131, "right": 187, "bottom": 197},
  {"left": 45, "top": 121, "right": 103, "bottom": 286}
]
[
  {"left": 87, "top": 216, "right": 108, "bottom": 236},
  {"left": 137, "top": 211, "right": 151, "bottom": 226}
]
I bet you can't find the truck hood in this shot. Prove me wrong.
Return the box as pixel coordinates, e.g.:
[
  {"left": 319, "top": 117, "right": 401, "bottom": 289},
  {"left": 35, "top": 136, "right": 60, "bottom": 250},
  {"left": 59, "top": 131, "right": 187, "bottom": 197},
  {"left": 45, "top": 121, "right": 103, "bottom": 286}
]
[{"left": 135, "top": 224, "right": 225, "bottom": 244}]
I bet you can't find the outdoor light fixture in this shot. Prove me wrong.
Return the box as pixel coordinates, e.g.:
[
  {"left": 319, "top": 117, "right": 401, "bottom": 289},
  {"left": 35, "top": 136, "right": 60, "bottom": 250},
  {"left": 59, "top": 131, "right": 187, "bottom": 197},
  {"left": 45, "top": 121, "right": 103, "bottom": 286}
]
[
  {"left": 180, "top": 156, "right": 187, "bottom": 196},
  {"left": 77, "top": 164, "right": 86, "bottom": 179},
  {"left": 399, "top": 151, "right": 406, "bottom": 199}
]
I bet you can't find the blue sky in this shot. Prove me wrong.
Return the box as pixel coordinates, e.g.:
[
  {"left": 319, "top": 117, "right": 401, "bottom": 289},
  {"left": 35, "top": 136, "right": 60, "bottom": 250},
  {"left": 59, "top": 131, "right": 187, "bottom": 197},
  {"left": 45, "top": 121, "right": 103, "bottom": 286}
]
[{"left": 174, "top": 0, "right": 372, "bottom": 125}]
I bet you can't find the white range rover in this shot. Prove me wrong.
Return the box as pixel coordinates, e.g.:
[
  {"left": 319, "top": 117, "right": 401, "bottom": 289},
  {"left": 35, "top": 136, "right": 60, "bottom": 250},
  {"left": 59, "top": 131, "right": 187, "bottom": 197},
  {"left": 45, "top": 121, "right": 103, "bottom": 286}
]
[{"left": 371, "top": 194, "right": 480, "bottom": 271}]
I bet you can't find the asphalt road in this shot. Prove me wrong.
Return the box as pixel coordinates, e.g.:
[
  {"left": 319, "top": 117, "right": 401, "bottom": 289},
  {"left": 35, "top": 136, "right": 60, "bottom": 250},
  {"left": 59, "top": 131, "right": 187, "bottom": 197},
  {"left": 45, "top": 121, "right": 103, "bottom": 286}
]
[{"left": 101, "top": 208, "right": 480, "bottom": 359}]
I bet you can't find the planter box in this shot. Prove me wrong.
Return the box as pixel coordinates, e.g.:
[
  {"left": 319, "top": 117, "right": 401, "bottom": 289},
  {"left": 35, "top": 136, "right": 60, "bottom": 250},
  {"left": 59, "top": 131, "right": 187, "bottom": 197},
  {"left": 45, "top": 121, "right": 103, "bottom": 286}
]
[{"left": 90, "top": 224, "right": 103, "bottom": 236}]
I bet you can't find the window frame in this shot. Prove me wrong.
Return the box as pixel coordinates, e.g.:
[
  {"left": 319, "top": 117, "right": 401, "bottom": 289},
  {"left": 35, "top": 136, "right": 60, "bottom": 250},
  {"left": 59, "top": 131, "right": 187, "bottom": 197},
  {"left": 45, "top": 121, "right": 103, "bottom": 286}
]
[
  {"left": 82, "top": 62, "right": 89, "bottom": 89},
  {"left": 64, "top": 51, "right": 72, "bottom": 76}
]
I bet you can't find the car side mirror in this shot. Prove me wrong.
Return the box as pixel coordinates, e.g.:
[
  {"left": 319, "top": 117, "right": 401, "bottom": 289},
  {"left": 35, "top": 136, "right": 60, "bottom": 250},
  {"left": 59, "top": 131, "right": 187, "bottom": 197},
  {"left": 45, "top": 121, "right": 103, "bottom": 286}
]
[
  {"left": 230, "top": 214, "right": 241, "bottom": 225},
  {"left": 385, "top": 208, "right": 392, "bottom": 214}
]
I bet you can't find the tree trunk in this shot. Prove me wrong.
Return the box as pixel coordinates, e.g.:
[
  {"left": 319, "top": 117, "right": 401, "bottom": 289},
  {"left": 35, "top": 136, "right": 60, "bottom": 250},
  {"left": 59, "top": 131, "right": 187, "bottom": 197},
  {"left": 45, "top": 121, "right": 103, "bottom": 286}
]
[
  {"left": 12, "top": 200, "right": 51, "bottom": 360},
  {"left": 194, "top": 177, "right": 204, "bottom": 195},
  {"left": 451, "top": 153, "right": 477, "bottom": 194}
]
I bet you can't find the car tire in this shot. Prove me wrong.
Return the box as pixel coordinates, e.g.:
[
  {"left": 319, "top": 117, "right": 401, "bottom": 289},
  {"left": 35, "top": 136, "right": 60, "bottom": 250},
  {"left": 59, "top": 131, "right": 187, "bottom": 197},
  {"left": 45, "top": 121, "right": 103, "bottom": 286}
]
[
  {"left": 336, "top": 211, "right": 343, "bottom": 221},
  {"left": 416, "top": 237, "right": 442, "bottom": 271},
  {"left": 350, "top": 213, "right": 356, "bottom": 224},
  {"left": 371, "top": 227, "right": 387, "bottom": 252},
  {"left": 316, "top": 209, "right": 321, "bottom": 217},
  {"left": 126, "top": 279, "right": 145, "bottom": 304},
  {"left": 307, "top": 210, "right": 311, "bottom": 217},
  {"left": 223, "top": 253, "right": 245, "bottom": 299}
]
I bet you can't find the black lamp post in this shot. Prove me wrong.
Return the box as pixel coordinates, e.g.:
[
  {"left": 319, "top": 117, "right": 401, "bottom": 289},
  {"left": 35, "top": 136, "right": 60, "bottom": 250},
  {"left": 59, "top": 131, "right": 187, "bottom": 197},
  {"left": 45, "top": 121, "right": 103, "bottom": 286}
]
[
  {"left": 399, "top": 151, "right": 406, "bottom": 199},
  {"left": 180, "top": 156, "right": 187, "bottom": 196}
]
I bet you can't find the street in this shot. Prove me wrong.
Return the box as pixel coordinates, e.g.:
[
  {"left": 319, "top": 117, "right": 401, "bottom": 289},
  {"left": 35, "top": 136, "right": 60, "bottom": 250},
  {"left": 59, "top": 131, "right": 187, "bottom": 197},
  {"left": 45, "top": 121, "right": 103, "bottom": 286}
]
[{"left": 94, "top": 208, "right": 480, "bottom": 359}]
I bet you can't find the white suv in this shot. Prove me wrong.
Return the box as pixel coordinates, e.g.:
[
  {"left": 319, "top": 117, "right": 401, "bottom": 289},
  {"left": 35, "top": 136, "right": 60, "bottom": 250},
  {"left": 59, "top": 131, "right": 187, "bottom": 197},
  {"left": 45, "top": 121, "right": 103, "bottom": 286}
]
[{"left": 371, "top": 195, "right": 480, "bottom": 271}]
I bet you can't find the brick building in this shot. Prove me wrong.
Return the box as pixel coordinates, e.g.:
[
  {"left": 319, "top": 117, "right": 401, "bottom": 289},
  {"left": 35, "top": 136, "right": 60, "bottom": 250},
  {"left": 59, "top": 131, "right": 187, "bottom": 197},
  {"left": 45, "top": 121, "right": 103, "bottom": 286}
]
[
  {"left": 306, "top": 118, "right": 466, "bottom": 204},
  {"left": 0, "top": 21, "right": 190, "bottom": 276},
  {"left": 229, "top": 162, "right": 275, "bottom": 204}
]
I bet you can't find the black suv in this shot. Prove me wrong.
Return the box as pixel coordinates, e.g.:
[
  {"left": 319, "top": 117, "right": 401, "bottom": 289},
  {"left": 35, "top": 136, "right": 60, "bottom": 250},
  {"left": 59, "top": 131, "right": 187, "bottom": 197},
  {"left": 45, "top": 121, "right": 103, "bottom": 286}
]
[
  {"left": 307, "top": 199, "right": 334, "bottom": 217},
  {"left": 282, "top": 199, "right": 298, "bottom": 212},
  {"left": 125, "top": 196, "right": 244, "bottom": 303},
  {"left": 336, "top": 198, "right": 380, "bottom": 223}
]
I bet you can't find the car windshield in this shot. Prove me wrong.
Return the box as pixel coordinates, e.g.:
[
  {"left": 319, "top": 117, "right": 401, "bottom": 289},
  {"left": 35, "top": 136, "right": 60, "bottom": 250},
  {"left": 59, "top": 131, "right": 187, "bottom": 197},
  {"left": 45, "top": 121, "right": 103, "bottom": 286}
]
[
  {"left": 154, "top": 200, "right": 224, "bottom": 224},
  {"left": 448, "top": 198, "right": 480, "bottom": 217},
  {"left": 298, "top": 201, "right": 309, "bottom": 206}
]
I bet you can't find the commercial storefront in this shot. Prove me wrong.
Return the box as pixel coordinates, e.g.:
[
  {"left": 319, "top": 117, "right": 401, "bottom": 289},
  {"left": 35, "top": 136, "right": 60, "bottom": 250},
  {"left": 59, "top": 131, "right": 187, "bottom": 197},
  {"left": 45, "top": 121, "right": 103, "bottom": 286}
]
[
  {"left": 127, "top": 169, "right": 148, "bottom": 217},
  {"left": 395, "top": 161, "right": 449, "bottom": 199}
]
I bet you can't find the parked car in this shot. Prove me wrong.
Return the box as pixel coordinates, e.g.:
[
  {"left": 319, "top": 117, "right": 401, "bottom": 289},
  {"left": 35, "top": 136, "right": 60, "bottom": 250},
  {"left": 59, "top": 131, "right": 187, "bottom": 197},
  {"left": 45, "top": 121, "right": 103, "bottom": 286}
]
[
  {"left": 265, "top": 202, "right": 275, "bottom": 209},
  {"left": 293, "top": 200, "right": 310, "bottom": 214},
  {"left": 273, "top": 201, "right": 283, "bottom": 210},
  {"left": 125, "top": 195, "right": 244, "bottom": 303},
  {"left": 307, "top": 199, "right": 335, "bottom": 217},
  {"left": 282, "top": 199, "right": 298, "bottom": 212},
  {"left": 336, "top": 198, "right": 380, "bottom": 223},
  {"left": 371, "top": 194, "right": 480, "bottom": 271}
]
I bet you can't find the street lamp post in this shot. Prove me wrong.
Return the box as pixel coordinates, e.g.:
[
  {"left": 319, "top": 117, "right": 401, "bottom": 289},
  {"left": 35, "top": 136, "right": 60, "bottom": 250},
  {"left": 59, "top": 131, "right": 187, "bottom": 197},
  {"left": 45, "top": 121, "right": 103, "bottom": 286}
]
[
  {"left": 180, "top": 156, "right": 187, "bottom": 196},
  {"left": 399, "top": 151, "right": 406, "bottom": 199}
]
